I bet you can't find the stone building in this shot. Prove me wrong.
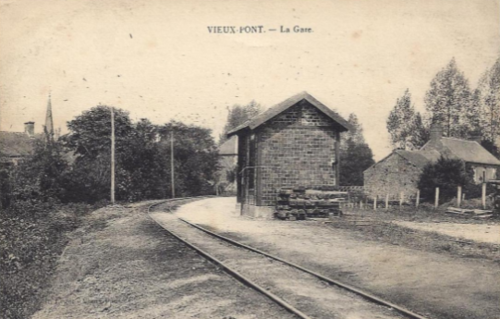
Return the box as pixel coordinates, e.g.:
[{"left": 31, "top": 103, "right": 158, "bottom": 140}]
[
  {"left": 363, "top": 149, "right": 441, "bottom": 199},
  {"left": 0, "top": 122, "right": 38, "bottom": 166},
  {"left": 0, "top": 94, "right": 56, "bottom": 166},
  {"left": 227, "top": 92, "right": 351, "bottom": 218},
  {"left": 364, "top": 123, "right": 500, "bottom": 198}
]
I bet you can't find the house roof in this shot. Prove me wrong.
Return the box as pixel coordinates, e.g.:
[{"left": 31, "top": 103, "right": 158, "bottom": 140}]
[
  {"left": 367, "top": 136, "right": 500, "bottom": 173},
  {"left": 218, "top": 136, "right": 238, "bottom": 156},
  {"left": 227, "top": 91, "right": 352, "bottom": 137},
  {"left": 0, "top": 131, "right": 37, "bottom": 157},
  {"left": 435, "top": 137, "right": 500, "bottom": 166},
  {"left": 395, "top": 149, "right": 441, "bottom": 168}
]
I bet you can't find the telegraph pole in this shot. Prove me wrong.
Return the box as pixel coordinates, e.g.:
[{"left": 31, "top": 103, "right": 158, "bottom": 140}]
[
  {"left": 111, "top": 107, "right": 116, "bottom": 205},
  {"left": 170, "top": 131, "right": 175, "bottom": 198}
]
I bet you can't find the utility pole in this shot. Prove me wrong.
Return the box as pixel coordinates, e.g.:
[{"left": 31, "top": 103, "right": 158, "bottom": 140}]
[
  {"left": 170, "top": 131, "right": 175, "bottom": 198},
  {"left": 111, "top": 107, "right": 116, "bottom": 205}
]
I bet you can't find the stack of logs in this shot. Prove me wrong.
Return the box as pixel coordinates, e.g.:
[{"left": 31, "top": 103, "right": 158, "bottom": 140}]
[{"left": 275, "top": 188, "right": 347, "bottom": 220}]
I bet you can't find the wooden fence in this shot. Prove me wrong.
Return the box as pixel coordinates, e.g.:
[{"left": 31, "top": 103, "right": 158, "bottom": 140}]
[{"left": 340, "top": 183, "right": 491, "bottom": 210}]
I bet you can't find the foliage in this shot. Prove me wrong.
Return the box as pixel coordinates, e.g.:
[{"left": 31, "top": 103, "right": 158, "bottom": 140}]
[
  {"left": 409, "top": 112, "right": 431, "bottom": 149},
  {"left": 387, "top": 89, "right": 428, "bottom": 150},
  {"left": 476, "top": 58, "right": 500, "bottom": 143},
  {"left": 481, "top": 139, "right": 500, "bottom": 159},
  {"left": 424, "top": 58, "right": 477, "bottom": 138},
  {"left": 340, "top": 114, "right": 375, "bottom": 185},
  {"left": 159, "top": 121, "right": 220, "bottom": 197},
  {"left": 219, "top": 100, "right": 261, "bottom": 143},
  {"left": 0, "top": 200, "right": 100, "bottom": 319},
  {"left": 59, "top": 106, "right": 220, "bottom": 202},
  {"left": 340, "top": 113, "right": 364, "bottom": 150},
  {"left": 339, "top": 139, "right": 375, "bottom": 186},
  {"left": 62, "top": 106, "right": 134, "bottom": 159},
  {"left": 417, "top": 156, "right": 475, "bottom": 202}
]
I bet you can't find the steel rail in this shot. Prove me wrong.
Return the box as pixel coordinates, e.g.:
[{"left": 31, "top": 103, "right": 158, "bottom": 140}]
[
  {"left": 147, "top": 196, "right": 432, "bottom": 319},
  {"left": 179, "top": 217, "right": 432, "bottom": 319},
  {"left": 147, "top": 197, "right": 313, "bottom": 319}
]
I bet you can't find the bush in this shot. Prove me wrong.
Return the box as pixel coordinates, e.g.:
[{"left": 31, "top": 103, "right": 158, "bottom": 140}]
[
  {"left": 418, "top": 156, "right": 475, "bottom": 202},
  {"left": 0, "top": 200, "right": 101, "bottom": 319}
]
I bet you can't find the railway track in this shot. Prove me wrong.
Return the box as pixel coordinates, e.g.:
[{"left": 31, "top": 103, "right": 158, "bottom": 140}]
[{"left": 148, "top": 197, "right": 432, "bottom": 319}]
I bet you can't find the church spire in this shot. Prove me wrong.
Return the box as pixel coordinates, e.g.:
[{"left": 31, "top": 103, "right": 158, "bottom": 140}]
[{"left": 45, "top": 92, "right": 54, "bottom": 138}]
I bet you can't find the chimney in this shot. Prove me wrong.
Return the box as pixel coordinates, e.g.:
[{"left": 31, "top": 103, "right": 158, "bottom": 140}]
[
  {"left": 24, "top": 121, "right": 35, "bottom": 137},
  {"left": 430, "top": 122, "right": 442, "bottom": 143}
]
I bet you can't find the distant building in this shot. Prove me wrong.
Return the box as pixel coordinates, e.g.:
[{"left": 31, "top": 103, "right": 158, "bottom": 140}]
[
  {"left": 364, "top": 123, "right": 500, "bottom": 198},
  {"left": 0, "top": 122, "right": 38, "bottom": 166},
  {"left": 0, "top": 94, "right": 55, "bottom": 166},
  {"left": 227, "top": 92, "right": 351, "bottom": 218}
]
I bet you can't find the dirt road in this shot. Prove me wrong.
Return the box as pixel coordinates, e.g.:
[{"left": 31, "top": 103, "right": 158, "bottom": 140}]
[
  {"left": 394, "top": 221, "right": 500, "bottom": 245},
  {"left": 174, "top": 197, "right": 500, "bottom": 319}
]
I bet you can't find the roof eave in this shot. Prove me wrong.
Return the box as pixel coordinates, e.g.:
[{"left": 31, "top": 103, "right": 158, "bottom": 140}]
[{"left": 226, "top": 126, "right": 250, "bottom": 138}]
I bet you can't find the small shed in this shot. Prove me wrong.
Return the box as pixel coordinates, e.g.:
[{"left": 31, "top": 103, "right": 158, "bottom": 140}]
[{"left": 227, "top": 92, "right": 351, "bottom": 218}]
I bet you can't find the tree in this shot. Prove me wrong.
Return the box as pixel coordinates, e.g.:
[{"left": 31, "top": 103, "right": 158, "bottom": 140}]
[
  {"left": 409, "top": 112, "right": 430, "bottom": 149},
  {"left": 339, "top": 139, "right": 375, "bottom": 186},
  {"left": 424, "top": 58, "right": 474, "bottom": 138},
  {"left": 219, "top": 100, "right": 262, "bottom": 143},
  {"left": 61, "top": 106, "right": 135, "bottom": 202},
  {"left": 159, "top": 121, "right": 220, "bottom": 197},
  {"left": 339, "top": 113, "right": 375, "bottom": 185},
  {"left": 5, "top": 132, "right": 68, "bottom": 206},
  {"left": 477, "top": 57, "right": 500, "bottom": 143},
  {"left": 340, "top": 113, "right": 364, "bottom": 150},
  {"left": 387, "top": 89, "right": 417, "bottom": 149},
  {"left": 62, "top": 105, "right": 134, "bottom": 160},
  {"left": 417, "top": 156, "right": 474, "bottom": 202},
  {"left": 61, "top": 106, "right": 221, "bottom": 202}
]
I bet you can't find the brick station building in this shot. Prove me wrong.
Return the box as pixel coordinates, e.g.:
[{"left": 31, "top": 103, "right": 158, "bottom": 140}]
[{"left": 227, "top": 92, "right": 351, "bottom": 218}]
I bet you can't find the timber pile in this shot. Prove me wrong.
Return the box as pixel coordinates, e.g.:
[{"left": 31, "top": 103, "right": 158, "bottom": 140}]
[
  {"left": 275, "top": 188, "right": 347, "bottom": 220},
  {"left": 446, "top": 207, "right": 494, "bottom": 219}
]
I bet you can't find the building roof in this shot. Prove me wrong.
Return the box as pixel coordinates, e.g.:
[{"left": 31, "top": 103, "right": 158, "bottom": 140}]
[
  {"left": 395, "top": 149, "right": 441, "bottom": 168},
  {"left": 218, "top": 136, "right": 238, "bottom": 156},
  {"left": 367, "top": 136, "right": 500, "bottom": 173},
  {"left": 227, "top": 91, "right": 352, "bottom": 137},
  {"left": 0, "top": 131, "right": 37, "bottom": 157},
  {"left": 422, "top": 137, "right": 500, "bottom": 166},
  {"left": 441, "top": 138, "right": 500, "bottom": 165}
]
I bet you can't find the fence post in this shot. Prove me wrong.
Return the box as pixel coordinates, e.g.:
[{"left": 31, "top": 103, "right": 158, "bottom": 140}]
[
  {"left": 385, "top": 194, "right": 389, "bottom": 210},
  {"left": 374, "top": 195, "right": 377, "bottom": 211},
  {"left": 435, "top": 187, "right": 440, "bottom": 208},
  {"left": 457, "top": 186, "right": 462, "bottom": 207},
  {"left": 482, "top": 183, "right": 487, "bottom": 209},
  {"left": 416, "top": 190, "right": 420, "bottom": 208}
]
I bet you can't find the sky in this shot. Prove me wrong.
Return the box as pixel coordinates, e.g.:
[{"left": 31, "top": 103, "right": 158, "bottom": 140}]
[{"left": 0, "top": 0, "right": 499, "bottom": 160}]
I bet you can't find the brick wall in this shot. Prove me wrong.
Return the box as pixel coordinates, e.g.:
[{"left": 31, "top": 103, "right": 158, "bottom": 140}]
[
  {"left": 255, "top": 100, "right": 338, "bottom": 206},
  {"left": 363, "top": 153, "right": 421, "bottom": 199}
]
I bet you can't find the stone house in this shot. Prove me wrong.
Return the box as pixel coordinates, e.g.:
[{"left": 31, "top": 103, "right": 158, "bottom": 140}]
[
  {"left": 363, "top": 149, "right": 441, "bottom": 199},
  {"left": 1, "top": 94, "right": 57, "bottom": 166},
  {"left": 227, "top": 92, "right": 351, "bottom": 218},
  {"left": 364, "top": 124, "right": 500, "bottom": 198},
  {"left": 0, "top": 122, "right": 38, "bottom": 166}
]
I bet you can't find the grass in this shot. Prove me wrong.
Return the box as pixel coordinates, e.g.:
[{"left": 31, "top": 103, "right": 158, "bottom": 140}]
[{"left": 0, "top": 201, "right": 104, "bottom": 319}]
